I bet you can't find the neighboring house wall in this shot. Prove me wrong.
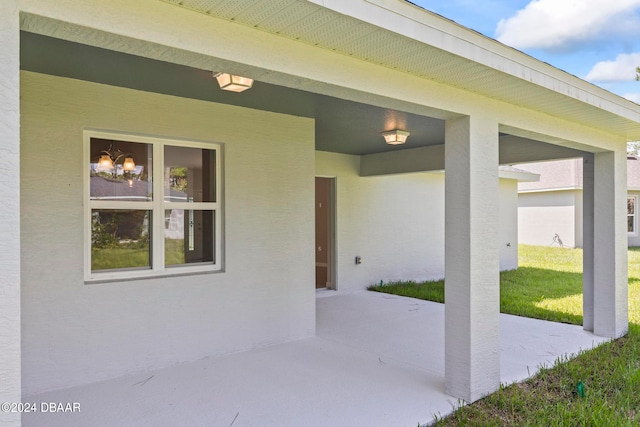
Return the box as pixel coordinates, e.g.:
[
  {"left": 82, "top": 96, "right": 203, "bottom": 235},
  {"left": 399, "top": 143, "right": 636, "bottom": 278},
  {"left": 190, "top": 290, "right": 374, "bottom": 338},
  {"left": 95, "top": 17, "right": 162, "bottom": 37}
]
[
  {"left": 629, "top": 190, "right": 640, "bottom": 246},
  {"left": 518, "top": 158, "right": 640, "bottom": 247},
  {"left": 21, "top": 72, "right": 316, "bottom": 395},
  {"left": 518, "top": 190, "right": 581, "bottom": 248},
  {"left": 316, "top": 152, "right": 519, "bottom": 292},
  {"left": 628, "top": 159, "right": 640, "bottom": 246},
  {"left": 575, "top": 189, "right": 584, "bottom": 248}
]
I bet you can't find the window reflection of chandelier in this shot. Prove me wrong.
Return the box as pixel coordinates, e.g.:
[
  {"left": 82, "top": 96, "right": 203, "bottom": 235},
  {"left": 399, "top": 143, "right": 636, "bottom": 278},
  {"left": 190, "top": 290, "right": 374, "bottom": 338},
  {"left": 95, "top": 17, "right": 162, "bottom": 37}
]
[{"left": 98, "top": 142, "right": 136, "bottom": 171}]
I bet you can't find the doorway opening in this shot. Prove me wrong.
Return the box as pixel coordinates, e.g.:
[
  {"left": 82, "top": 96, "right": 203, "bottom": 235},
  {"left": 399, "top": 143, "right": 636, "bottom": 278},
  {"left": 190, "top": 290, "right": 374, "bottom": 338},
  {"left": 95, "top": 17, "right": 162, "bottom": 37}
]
[{"left": 315, "top": 177, "right": 336, "bottom": 289}]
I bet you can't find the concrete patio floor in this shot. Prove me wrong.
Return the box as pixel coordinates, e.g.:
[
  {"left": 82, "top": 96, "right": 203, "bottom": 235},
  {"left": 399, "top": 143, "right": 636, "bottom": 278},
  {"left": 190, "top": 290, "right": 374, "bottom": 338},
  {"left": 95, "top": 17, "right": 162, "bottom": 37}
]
[{"left": 23, "top": 290, "right": 608, "bottom": 427}]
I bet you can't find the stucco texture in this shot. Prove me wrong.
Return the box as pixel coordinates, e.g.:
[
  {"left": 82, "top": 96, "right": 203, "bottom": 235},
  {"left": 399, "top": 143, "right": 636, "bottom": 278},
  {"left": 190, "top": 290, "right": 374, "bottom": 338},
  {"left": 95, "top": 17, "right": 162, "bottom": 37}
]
[
  {"left": 20, "top": 71, "right": 315, "bottom": 395},
  {"left": 0, "top": 1, "right": 21, "bottom": 426},
  {"left": 315, "top": 151, "right": 518, "bottom": 292}
]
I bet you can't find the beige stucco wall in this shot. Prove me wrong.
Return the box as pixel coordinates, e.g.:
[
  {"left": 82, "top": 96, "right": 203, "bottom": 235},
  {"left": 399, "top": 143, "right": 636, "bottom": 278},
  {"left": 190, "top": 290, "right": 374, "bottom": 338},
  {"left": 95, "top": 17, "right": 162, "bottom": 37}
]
[
  {"left": 316, "top": 152, "right": 519, "bottom": 290},
  {"left": 315, "top": 152, "right": 446, "bottom": 290},
  {"left": 21, "top": 71, "right": 316, "bottom": 395},
  {"left": 499, "top": 178, "right": 519, "bottom": 270},
  {"left": 0, "top": 2, "right": 20, "bottom": 426}
]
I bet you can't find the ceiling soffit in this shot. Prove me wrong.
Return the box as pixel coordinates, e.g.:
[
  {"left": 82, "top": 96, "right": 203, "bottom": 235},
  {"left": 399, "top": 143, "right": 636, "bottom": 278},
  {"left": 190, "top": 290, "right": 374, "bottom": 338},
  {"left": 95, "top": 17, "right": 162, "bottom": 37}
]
[{"left": 160, "top": 0, "right": 640, "bottom": 139}]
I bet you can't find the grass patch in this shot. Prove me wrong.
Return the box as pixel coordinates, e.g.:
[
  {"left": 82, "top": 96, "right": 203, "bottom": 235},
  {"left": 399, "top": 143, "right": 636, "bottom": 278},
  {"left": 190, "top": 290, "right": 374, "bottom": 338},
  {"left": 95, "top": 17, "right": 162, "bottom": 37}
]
[
  {"left": 368, "top": 244, "right": 640, "bottom": 426},
  {"left": 92, "top": 239, "right": 187, "bottom": 270},
  {"left": 91, "top": 247, "right": 149, "bottom": 270},
  {"left": 165, "top": 238, "right": 186, "bottom": 265},
  {"left": 430, "top": 324, "right": 640, "bottom": 426},
  {"left": 371, "top": 245, "right": 640, "bottom": 325}
]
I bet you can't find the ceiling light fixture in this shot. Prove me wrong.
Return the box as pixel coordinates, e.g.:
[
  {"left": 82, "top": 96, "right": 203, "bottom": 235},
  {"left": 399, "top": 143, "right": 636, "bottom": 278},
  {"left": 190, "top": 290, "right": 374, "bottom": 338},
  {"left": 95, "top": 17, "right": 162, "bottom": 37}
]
[
  {"left": 213, "top": 72, "right": 254, "bottom": 92},
  {"left": 381, "top": 129, "right": 410, "bottom": 145}
]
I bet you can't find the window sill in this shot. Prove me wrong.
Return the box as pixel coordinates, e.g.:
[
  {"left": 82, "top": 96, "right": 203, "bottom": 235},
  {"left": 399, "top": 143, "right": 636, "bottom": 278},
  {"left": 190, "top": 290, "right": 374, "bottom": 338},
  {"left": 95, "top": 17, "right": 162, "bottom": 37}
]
[{"left": 84, "top": 265, "right": 223, "bottom": 284}]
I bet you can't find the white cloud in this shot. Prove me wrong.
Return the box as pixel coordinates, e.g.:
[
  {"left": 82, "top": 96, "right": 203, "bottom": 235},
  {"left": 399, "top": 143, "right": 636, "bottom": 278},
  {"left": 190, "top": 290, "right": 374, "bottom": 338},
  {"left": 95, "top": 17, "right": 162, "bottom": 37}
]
[
  {"left": 623, "top": 93, "right": 640, "bottom": 104},
  {"left": 585, "top": 53, "right": 640, "bottom": 82},
  {"left": 495, "top": 0, "right": 640, "bottom": 50}
]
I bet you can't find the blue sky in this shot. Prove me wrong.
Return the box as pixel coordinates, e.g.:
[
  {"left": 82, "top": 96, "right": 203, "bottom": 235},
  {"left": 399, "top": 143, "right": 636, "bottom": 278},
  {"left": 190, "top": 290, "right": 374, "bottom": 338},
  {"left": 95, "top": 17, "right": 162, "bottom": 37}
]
[{"left": 411, "top": 0, "right": 640, "bottom": 103}]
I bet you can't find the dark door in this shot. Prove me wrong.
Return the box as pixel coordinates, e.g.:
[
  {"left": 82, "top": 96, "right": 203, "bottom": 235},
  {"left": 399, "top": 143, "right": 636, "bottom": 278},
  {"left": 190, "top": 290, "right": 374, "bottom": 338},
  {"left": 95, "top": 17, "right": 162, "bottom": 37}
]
[{"left": 315, "top": 177, "right": 332, "bottom": 288}]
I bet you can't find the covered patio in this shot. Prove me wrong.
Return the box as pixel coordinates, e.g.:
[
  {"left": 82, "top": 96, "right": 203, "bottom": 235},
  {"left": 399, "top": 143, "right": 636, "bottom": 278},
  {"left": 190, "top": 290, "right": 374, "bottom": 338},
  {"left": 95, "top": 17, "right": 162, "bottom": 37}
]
[
  {"left": 23, "top": 291, "right": 608, "bottom": 427},
  {"left": 2, "top": 2, "right": 639, "bottom": 426}
]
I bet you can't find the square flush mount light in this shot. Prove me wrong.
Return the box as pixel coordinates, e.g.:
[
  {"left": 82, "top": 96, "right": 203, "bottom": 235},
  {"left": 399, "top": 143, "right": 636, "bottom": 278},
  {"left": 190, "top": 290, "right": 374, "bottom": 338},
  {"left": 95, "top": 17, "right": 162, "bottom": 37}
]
[
  {"left": 213, "top": 72, "right": 254, "bottom": 92},
  {"left": 381, "top": 129, "right": 410, "bottom": 145}
]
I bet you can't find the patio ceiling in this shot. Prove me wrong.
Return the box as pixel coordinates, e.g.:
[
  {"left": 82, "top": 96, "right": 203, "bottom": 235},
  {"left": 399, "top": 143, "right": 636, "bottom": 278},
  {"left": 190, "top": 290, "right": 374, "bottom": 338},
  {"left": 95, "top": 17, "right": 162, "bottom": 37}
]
[
  {"left": 21, "top": 31, "right": 445, "bottom": 156},
  {"left": 24, "top": 0, "right": 636, "bottom": 163},
  {"left": 19, "top": 0, "right": 640, "bottom": 163},
  {"left": 22, "top": 31, "right": 592, "bottom": 162},
  {"left": 158, "top": 0, "right": 640, "bottom": 140}
]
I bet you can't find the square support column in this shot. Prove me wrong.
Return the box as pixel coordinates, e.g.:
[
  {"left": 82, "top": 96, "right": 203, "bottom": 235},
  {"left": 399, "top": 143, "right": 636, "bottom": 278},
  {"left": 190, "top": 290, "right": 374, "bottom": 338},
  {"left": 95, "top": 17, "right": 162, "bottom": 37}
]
[
  {"left": 592, "top": 150, "right": 628, "bottom": 338},
  {"left": 0, "top": 1, "right": 22, "bottom": 426},
  {"left": 444, "top": 115, "right": 500, "bottom": 402},
  {"left": 583, "top": 154, "right": 594, "bottom": 332}
]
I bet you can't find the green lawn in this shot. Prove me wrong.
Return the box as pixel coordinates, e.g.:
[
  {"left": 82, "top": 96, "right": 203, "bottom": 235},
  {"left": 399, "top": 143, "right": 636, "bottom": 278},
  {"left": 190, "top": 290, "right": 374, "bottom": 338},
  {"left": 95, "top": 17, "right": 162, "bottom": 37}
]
[
  {"left": 91, "top": 238, "right": 186, "bottom": 270},
  {"left": 370, "top": 245, "right": 640, "bottom": 325},
  {"left": 368, "top": 244, "right": 640, "bottom": 426},
  {"left": 91, "top": 247, "right": 150, "bottom": 270}
]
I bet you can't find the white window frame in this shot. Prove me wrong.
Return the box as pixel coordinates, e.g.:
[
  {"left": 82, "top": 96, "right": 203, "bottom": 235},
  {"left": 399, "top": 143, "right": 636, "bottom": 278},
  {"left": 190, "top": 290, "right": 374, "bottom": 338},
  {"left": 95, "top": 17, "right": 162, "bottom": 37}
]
[
  {"left": 84, "top": 130, "right": 223, "bottom": 282},
  {"left": 628, "top": 195, "right": 637, "bottom": 236}
]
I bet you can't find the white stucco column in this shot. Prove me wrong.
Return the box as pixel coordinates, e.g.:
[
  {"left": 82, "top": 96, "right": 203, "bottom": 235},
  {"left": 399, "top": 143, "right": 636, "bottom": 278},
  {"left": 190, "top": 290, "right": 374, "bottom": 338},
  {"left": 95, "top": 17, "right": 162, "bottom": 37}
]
[
  {"left": 444, "top": 115, "right": 500, "bottom": 402},
  {"left": 593, "top": 149, "right": 628, "bottom": 338},
  {"left": 0, "top": 1, "right": 21, "bottom": 427},
  {"left": 582, "top": 153, "right": 594, "bottom": 332}
]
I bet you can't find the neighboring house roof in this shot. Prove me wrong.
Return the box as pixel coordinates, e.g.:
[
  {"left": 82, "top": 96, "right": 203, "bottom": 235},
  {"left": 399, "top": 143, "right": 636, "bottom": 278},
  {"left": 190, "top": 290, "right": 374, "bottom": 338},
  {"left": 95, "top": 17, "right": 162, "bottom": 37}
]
[
  {"left": 516, "top": 158, "right": 640, "bottom": 192},
  {"left": 90, "top": 176, "right": 187, "bottom": 201},
  {"left": 498, "top": 166, "right": 540, "bottom": 182},
  {"left": 90, "top": 176, "right": 150, "bottom": 201},
  {"left": 428, "top": 166, "right": 540, "bottom": 182}
]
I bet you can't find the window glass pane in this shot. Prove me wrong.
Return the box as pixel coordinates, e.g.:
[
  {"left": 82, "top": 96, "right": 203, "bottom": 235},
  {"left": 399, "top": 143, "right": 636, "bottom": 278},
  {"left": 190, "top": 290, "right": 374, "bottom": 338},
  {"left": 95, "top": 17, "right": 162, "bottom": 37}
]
[
  {"left": 165, "top": 209, "right": 214, "bottom": 266},
  {"left": 91, "top": 209, "right": 151, "bottom": 271},
  {"left": 628, "top": 198, "right": 635, "bottom": 215},
  {"left": 90, "top": 138, "right": 152, "bottom": 201},
  {"left": 629, "top": 216, "right": 635, "bottom": 233},
  {"left": 164, "top": 146, "right": 216, "bottom": 202}
]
